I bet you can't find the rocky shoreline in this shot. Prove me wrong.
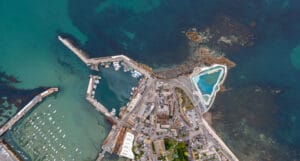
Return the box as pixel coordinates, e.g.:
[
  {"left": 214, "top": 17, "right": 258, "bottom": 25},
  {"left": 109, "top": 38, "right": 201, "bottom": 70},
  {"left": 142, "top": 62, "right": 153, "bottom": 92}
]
[{"left": 154, "top": 16, "right": 254, "bottom": 80}]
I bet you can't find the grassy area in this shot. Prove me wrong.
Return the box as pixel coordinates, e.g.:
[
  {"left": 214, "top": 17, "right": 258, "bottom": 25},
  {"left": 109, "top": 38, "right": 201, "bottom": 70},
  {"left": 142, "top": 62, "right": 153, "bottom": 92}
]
[
  {"left": 173, "top": 142, "right": 189, "bottom": 161},
  {"left": 175, "top": 88, "right": 194, "bottom": 111},
  {"left": 164, "top": 138, "right": 177, "bottom": 150},
  {"left": 163, "top": 138, "right": 189, "bottom": 161},
  {"left": 132, "top": 144, "right": 144, "bottom": 159}
]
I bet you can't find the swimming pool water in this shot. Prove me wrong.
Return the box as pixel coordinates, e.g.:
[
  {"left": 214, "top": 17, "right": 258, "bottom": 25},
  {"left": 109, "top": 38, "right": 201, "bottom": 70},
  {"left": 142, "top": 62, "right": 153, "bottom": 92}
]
[{"left": 197, "top": 70, "right": 222, "bottom": 95}]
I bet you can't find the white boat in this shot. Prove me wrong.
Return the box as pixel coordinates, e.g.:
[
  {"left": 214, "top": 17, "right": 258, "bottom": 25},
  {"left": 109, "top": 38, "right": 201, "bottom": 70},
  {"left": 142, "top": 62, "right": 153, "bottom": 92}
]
[
  {"left": 104, "top": 63, "right": 110, "bottom": 68},
  {"left": 131, "top": 70, "right": 142, "bottom": 78},
  {"left": 113, "top": 61, "right": 121, "bottom": 71}
]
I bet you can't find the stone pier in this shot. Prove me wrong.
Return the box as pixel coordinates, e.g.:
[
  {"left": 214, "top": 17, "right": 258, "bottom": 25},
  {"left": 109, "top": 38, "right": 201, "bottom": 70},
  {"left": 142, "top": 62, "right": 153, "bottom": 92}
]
[
  {"left": 86, "top": 75, "right": 118, "bottom": 125},
  {"left": 58, "top": 35, "right": 153, "bottom": 78},
  {"left": 0, "top": 88, "right": 59, "bottom": 136}
]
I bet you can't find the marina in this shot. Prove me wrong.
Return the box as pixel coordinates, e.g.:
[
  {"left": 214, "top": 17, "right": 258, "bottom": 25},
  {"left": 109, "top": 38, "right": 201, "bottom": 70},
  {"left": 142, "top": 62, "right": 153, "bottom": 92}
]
[
  {"left": 2, "top": 68, "right": 106, "bottom": 161},
  {"left": 95, "top": 66, "right": 141, "bottom": 114},
  {"left": 0, "top": 88, "right": 58, "bottom": 160},
  {"left": 1, "top": 1, "right": 299, "bottom": 160},
  {"left": 0, "top": 88, "right": 58, "bottom": 136},
  {"left": 58, "top": 35, "right": 238, "bottom": 161},
  {"left": 59, "top": 35, "right": 151, "bottom": 160},
  {"left": 8, "top": 103, "right": 82, "bottom": 161}
]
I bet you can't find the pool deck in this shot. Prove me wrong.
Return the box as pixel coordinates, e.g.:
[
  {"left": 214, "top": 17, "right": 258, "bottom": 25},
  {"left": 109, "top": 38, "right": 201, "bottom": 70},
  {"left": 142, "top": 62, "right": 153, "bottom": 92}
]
[{"left": 190, "top": 64, "right": 227, "bottom": 113}]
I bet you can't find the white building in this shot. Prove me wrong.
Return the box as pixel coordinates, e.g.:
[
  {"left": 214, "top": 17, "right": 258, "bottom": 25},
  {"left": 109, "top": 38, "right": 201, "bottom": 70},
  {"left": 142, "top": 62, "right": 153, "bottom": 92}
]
[{"left": 119, "top": 132, "right": 135, "bottom": 159}]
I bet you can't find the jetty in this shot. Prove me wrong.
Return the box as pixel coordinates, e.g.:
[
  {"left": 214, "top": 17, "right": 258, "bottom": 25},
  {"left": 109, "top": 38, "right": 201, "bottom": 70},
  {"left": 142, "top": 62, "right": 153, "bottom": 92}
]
[
  {"left": 58, "top": 35, "right": 90, "bottom": 64},
  {"left": 86, "top": 75, "right": 119, "bottom": 125},
  {"left": 0, "top": 88, "right": 58, "bottom": 136},
  {"left": 58, "top": 36, "right": 152, "bottom": 78}
]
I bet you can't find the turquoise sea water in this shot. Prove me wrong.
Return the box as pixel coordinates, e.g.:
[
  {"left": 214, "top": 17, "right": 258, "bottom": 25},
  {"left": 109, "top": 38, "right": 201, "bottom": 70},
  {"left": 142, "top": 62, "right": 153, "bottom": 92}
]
[
  {"left": 1, "top": 0, "right": 300, "bottom": 161},
  {"left": 0, "top": 0, "right": 109, "bottom": 160}
]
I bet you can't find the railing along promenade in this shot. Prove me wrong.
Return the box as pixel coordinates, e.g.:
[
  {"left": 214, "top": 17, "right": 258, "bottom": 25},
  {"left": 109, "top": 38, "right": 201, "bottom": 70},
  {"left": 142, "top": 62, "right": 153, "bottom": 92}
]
[{"left": 0, "top": 88, "right": 59, "bottom": 136}]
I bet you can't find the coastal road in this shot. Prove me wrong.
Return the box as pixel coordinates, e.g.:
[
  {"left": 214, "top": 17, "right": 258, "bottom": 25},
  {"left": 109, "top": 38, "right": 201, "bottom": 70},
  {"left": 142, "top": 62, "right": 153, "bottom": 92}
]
[{"left": 166, "top": 76, "right": 205, "bottom": 114}]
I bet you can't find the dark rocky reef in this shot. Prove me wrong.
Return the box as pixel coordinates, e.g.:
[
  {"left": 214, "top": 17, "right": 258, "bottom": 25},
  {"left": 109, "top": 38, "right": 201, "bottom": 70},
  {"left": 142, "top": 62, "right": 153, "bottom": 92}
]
[
  {"left": 210, "top": 85, "right": 290, "bottom": 161},
  {"left": 185, "top": 16, "right": 254, "bottom": 52},
  {"left": 154, "top": 15, "right": 253, "bottom": 79},
  {"left": 154, "top": 46, "right": 235, "bottom": 79},
  {"left": 0, "top": 71, "right": 49, "bottom": 125}
]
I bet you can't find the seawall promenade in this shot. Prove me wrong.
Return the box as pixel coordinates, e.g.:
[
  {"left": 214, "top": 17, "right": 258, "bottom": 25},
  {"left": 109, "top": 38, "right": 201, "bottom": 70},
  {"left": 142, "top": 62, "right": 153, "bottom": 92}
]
[{"left": 202, "top": 118, "right": 239, "bottom": 161}]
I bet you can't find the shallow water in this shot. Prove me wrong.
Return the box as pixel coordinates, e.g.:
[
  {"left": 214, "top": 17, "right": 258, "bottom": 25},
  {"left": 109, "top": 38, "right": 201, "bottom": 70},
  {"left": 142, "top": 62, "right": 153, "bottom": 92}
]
[
  {"left": 4, "top": 94, "right": 108, "bottom": 160},
  {"left": 0, "top": 0, "right": 109, "bottom": 160},
  {"left": 1, "top": 0, "right": 300, "bottom": 160},
  {"left": 66, "top": 0, "right": 300, "bottom": 160}
]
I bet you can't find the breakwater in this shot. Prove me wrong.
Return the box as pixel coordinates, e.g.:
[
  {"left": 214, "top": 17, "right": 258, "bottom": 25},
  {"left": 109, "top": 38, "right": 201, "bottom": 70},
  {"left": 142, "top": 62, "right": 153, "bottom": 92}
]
[
  {"left": 58, "top": 36, "right": 152, "bottom": 78},
  {"left": 0, "top": 88, "right": 58, "bottom": 136}
]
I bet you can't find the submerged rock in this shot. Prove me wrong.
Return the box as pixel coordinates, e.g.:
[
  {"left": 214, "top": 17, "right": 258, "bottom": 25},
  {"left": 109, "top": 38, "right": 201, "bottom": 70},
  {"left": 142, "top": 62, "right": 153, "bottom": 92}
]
[
  {"left": 210, "top": 85, "right": 293, "bottom": 161},
  {"left": 290, "top": 45, "right": 300, "bottom": 70}
]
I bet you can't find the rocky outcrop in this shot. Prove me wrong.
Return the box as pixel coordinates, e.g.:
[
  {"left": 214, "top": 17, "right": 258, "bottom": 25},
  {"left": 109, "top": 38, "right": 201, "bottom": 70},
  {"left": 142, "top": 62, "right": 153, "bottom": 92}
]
[
  {"left": 155, "top": 15, "right": 254, "bottom": 79},
  {"left": 195, "top": 47, "right": 236, "bottom": 68},
  {"left": 154, "top": 46, "right": 235, "bottom": 79}
]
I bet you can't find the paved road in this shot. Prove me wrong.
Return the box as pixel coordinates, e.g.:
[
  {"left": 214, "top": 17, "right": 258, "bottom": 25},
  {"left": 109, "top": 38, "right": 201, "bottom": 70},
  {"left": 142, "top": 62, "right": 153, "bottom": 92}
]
[{"left": 167, "top": 77, "right": 204, "bottom": 114}]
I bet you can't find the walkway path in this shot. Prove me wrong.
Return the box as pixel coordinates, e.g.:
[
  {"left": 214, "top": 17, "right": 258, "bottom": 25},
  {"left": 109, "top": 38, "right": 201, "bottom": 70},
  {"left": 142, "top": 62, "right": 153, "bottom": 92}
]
[
  {"left": 86, "top": 75, "right": 119, "bottom": 125},
  {"left": 202, "top": 118, "right": 239, "bottom": 161}
]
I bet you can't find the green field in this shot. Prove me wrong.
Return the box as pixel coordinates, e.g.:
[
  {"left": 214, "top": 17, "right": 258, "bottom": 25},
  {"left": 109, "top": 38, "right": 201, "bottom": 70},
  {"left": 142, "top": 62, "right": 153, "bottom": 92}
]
[{"left": 164, "top": 138, "right": 189, "bottom": 161}]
